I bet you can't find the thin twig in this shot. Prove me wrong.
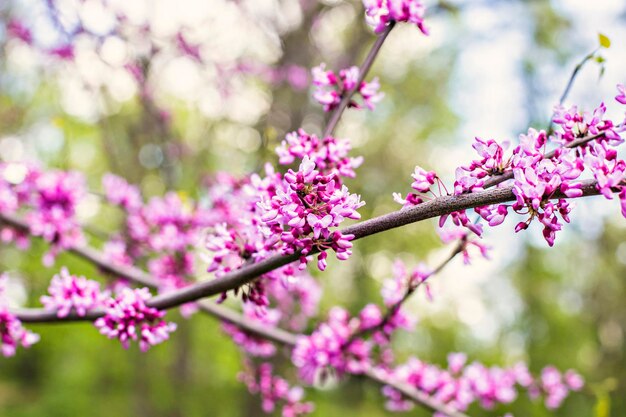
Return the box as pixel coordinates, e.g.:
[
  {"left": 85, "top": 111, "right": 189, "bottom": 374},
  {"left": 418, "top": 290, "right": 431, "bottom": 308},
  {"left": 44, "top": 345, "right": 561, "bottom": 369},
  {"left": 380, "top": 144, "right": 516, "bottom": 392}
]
[
  {"left": 558, "top": 49, "right": 598, "bottom": 106},
  {"left": 322, "top": 22, "right": 395, "bottom": 138},
  {"left": 346, "top": 241, "right": 464, "bottom": 345}
]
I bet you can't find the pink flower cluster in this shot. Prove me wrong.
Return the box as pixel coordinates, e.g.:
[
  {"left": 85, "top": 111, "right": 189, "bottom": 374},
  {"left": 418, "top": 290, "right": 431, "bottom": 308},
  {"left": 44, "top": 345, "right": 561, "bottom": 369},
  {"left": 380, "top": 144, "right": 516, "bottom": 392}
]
[
  {"left": 40, "top": 267, "right": 108, "bottom": 317},
  {"left": 0, "top": 310, "right": 40, "bottom": 357},
  {"left": 539, "top": 366, "right": 585, "bottom": 409},
  {"left": 102, "top": 173, "right": 142, "bottom": 212},
  {"left": 276, "top": 129, "right": 363, "bottom": 178},
  {"left": 291, "top": 260, "right": 429, "bottom": 385},
  {"left": 103, "top": 175, "right": 211, "bottom": 297},
  {"left": 311, "top": 64, "right": 383, "bottom": 112},
  {"left": 259, "top": 156, "right": 364, "bottom": 271},
  {"left": 292, "top": 307, "right": 372, "bottom": 384},
  {"left": 0, "top": 164, "right": 85, "bottom": 264},
  {"left": 94, "top": 288, "right": 176, "bottom": 352},
  {"left": 7, "top": 19, "right": 33, "bottom": 44},
  {"left": 397, "top": 87, "right": 626, "bottom": 246},
  {"left": 0, "top": 274, "right": 39, "bottom": 357},
  {"left": 202, "top": 166, "right": 324, "bottom": 312},
  {"left": 240, "top": 362, "right": 314, "bottom": 417},
  {"left": 28, "top": 170, "right": 86, "bottom": 255},
  {"left": 379, "top": 354, "right": 584, "bottom": 414},
  {"left": 363, "top": 0, "right": 428, "bottom": 35}
]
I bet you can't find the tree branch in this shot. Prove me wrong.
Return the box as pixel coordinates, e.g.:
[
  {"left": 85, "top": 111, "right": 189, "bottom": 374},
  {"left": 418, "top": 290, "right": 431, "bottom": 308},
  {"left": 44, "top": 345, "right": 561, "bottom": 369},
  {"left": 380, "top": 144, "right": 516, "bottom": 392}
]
[
  {"left": 1, "top": 178, "right": 609, "bottom": 314},
  {"left": 322, "top": 22, "right": 395, "bottom": 138},
  {"left": 4, "top": 224, "right": 469, "bottom": 417}
]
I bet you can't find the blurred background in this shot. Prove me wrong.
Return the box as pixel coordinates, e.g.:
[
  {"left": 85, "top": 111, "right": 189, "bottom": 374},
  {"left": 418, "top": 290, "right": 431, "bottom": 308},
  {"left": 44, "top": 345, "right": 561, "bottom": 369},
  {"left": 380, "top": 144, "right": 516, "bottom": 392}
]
[{"left": 1, "top": 0, "right": 626, "bottom": 416}]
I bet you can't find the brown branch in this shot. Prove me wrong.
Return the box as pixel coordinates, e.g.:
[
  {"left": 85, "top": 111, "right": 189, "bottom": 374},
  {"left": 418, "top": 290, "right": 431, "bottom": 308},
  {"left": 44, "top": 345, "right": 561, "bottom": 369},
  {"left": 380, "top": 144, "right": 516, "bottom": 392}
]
[
  {"left": 145, "top": 179, "right": 605, "bottom": 310},
  {"left": 3, "top": 223, "right": 468, "bottom": 417},
  {"left": 363, "top": 368, "right": 470, "bottom": 417},
  {"left": 1, "top": 178, "right": 608, "bottom": 314}
]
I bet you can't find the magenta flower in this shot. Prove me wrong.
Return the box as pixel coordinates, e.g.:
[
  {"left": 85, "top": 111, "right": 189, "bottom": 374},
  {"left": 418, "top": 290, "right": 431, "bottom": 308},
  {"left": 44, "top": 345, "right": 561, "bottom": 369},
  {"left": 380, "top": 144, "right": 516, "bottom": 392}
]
[
  {"left": 292, "top": 307, "right": 371, "bottom": 384},
  {"left": 311, "top": 63, "right": 383, "bottom": 112},
  {"left": 259, "top": 156, "right": 364, "bottom": 270},
  {"left": 175, "top": 32, "right": 202, "bottom": 62},
  {"left": 48, "top": 44, "right": 75, "bottom": 60},
  {"left": 381, "top": 259, "right": 431, "bottom": 306},
  {"left": 0, "top": 274, "right": 40, "bottom": 357},
  {"left": 276, "top": 129, "right": 363, "bottom": 178},
  {"left": 0, "top": 309, "right": 40, "bottom": 357},
  {"left": 94, "top": 288, "right": 176, "bottom": 352},
  {"left": 240, "top": 362, "right": 314, "bottom": 416},
  {"left": 379, "top": 356, "right": 582, "bottom": 414},
  {"left": 26, "top": 170, "right": 86, "bottom": 263},
  {"left": 363, "top": 0, "right": 428, "bottom": 35},
  {"left": 102, "top": 174, "right": 143, "bottom": 211},
  {"left": 41, "top": 267, "right": 108, "bottom": 317},
  {"left": 411, "top": 166, "right": 437, "bottom": 192}
]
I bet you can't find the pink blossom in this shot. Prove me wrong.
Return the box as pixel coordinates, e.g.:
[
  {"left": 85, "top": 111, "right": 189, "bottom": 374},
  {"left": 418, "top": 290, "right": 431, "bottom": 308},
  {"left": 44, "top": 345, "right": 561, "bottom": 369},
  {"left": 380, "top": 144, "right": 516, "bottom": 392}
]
[
  {"left": 41, "top": 267, "right": 108, "bottom": 317},
  {"left": 175, "top": 32, "right": 202, "bottom": 62},
  {"left": 380, "top": 356, "right": 581, "bottom": 414},
  {"left": 0, "top": 309, "right": 40, "bottom": 357},
  {"left": 240, "top": 362, "right": 314, "bottom": 417},
  {"left": 448, "top": 352, "right": 467, "bottom": 374},
  {"left": 259, "top": 156, "right": 364, "bottom": 270},
  {"left": 0, "top": 274, "right": 39, "bottom": 357},
  {"left": 102, "top": 174, "right": 142, "bottom": 211},
  {"left": 311, "top": 63, "right": 384, "bottom": 111},
  {"left": 94, "top": 288, "right": 176, "bottom": 352},
  {"left": 26, "top": 170, "right": 86, "bottom": 263},
  {"left": 48, "top": 44, "right": 75, "bottom": 60},
  {"left": 276, "top": 129, "right": 363, "bottom": 178},
  {"left": 363, "top": 0, "right": 428, "bottom": 35},
  {"left": 411, "top": 166, "right": 437, "bottom": 192},
  {"left": 564, "top": 370, "right": 584, "bottom": 391},
  {"left": 292, "top": 307, "right": 371, "bottom": 384}
]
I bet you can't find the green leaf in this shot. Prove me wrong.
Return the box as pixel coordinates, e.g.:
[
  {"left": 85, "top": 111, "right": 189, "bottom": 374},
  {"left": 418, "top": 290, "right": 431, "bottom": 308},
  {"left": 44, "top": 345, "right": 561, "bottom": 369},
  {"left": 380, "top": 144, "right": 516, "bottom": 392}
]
[{"left": 598, "top": 33, "right": 611, "bottom": 48}]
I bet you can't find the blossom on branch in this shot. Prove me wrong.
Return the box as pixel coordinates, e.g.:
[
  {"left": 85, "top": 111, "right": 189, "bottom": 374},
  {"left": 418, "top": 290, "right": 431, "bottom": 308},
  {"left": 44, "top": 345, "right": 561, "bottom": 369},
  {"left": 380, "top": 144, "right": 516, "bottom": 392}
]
[
  {"left": 397, "top": 94, "right": 626, "bottom": 246},
  {"left": 94, "top": 288, "right": 176, "bottom": 352},
  {"left": 40, "top": 267, "right": 108, "bottom": 318},
  {"left": 363, "top": 0, "right": 428, "bottom": 35},
  {"left": 311, "top": 64, "right": 383, "bottom": 112},
  {"left": 240, "top": 362, "right": 314, "bottom": 417},
  {"left": 292, "top": 307, "right": 372, "bottom": 384},
  {"left": 276, "top": 129, "right": 363, "bottom": 178},
  {"left": 0, "top": 274, "right": 39, "bottom": 357},
  {"left": 0, "top": 310, "right": 40, "bottom": 357},
  {"left": 379, "top": 356, "right": 583, "bottom": 414},
  {"left": 259, "top": 156, "right": 364, "bottom": 270}
]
